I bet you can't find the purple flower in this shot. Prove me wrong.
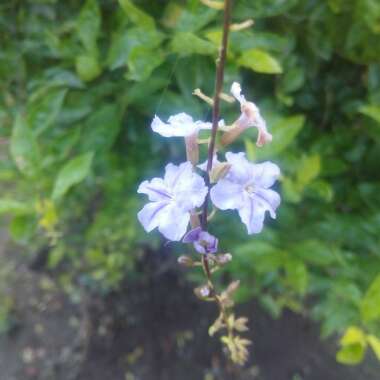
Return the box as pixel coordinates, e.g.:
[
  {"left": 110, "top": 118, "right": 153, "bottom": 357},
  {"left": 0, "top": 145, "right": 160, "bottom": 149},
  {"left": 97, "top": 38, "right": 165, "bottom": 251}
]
[
  {"left": 210, "top": 152, "right": 281, "bottom": 234},
  {"left": 183, "top": 227, "right": 218, "bottom": 254},
  {"left": 137, "top": 162, "right": 208, "bottom": 241},
  {"left": 230, "top": 82, "right": 272, "bottom": 147}
]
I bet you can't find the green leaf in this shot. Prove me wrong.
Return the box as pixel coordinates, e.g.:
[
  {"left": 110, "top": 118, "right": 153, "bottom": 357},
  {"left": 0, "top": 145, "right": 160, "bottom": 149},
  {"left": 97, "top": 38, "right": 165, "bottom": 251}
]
[
  {"left": 52, "top": 152, "right": 94, "bottom": 201},
  {"left": 171, "top": 32, "right": 217, "bottom": 56},
  {"left": 336, "top": 344, "right": 365, "bottom": 365},
  {"left": 336, "top": 326, "right": 367, "bottom": 365},
  {"left": 256, "top": 115, "right": 305, "bottom": 159},
  {"left": 281, "top": 66, "right": 305, "bottom": 93},
  {"left": 284, "top": 259, "right": 309, "bottom": 295},
  {"left": 235, "top": 0, "right": 299, "bottom": 18},
  {"left": 296, "top": 154, "right": 321, "bottom": 188},
  {"left": 234, "top": 241, "right": 283, "bottom": 273},
  {"left": 80, "top": 104, "right": 121, "bottom": 153},
  {"left": 360, "top": 274, "right": 380, "bottom": 322},
  {"left": 26, "top": 87, "right": 67, "bottom": 135},
  {"left": 260, "top": 294, "right": 282, "bottom": 319},
  {"left": 292, "top": 240, "right": 337, "bottom": 266},
  {"left": 76, "top": 0, "right": 101, "bottom": 53},
  {"left": 48, "top": 244, "right": 66, "bottom": 268},
  {"left": 212, "top": 30, "right": 294, "bottom": 55},
  {"left": 75, "top": 54, "right": 102, "bottom": 82},
  {"left": 308, "top": 179, "right": 334, "bottom": 202},
  {"left": 0, "top": 200, "right": 33, "bottom": 216},
  {"left": 118, "top": 0, "right": 155, "bottom": 29},
  {"left": 175, "top": 7, "right": 217, "bottom": 32},
  {"left": 340, "top": 326, "right": 367, "bottom": 346},
  {"left": 367, "top": 335, "right": 380, "bottom": 360},
  {"left": 127, "top": 46, "right": 165, "bottom": 81},
  {"left": 360, "top": 104, "right": 380, "bottom": 124},
  {"left": 282, "top": 176, "right": 302, "bottom": 203},
  {"left": 238, "top": 49, "right": 283, "bottom": 74},
  {"left": 107, "top": 27, "right": 164, "bottom": 70},
  {"left": 10, "top": 214, "right": 35, "bottom": 242},
  {"left": 10, "top": 114, "right": 40, "bottom": 176}
]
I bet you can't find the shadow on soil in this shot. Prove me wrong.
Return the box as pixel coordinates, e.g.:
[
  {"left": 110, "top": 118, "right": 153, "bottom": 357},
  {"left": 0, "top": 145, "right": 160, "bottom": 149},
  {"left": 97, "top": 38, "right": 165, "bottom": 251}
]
[{"left": 0, "top": 239, "right": 378, "bottom": 380}]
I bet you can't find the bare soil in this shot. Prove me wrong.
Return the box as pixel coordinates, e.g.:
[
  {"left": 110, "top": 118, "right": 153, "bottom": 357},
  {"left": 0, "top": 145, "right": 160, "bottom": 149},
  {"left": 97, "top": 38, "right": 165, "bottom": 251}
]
[{"left": 0, "top": 236, "right": 379, "bottom": 380}]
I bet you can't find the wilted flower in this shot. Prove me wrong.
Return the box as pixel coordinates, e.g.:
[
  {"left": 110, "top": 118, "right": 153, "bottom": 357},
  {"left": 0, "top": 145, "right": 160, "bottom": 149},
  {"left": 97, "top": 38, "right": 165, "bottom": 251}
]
[
  {"left": 221, "top": 82, "right": 272, "bottom": 147},
  {"left": 183, "top": 226, "right": 218, "bottom": 254},
  {"left": 137, "top": 162, "right": 208, "bottom": 241},
  {"left": 210, "top": 152, "right": 280, "bottom": 234}
]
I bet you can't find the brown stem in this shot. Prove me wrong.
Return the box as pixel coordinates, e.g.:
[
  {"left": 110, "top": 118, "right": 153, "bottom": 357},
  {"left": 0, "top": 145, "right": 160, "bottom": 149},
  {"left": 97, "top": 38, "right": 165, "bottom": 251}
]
[
  {"left": 198, "top": 0, "right": 234, "bottom": 349},
  {"left": 201, "top": 0, "right": 232, "bottom": 230}
]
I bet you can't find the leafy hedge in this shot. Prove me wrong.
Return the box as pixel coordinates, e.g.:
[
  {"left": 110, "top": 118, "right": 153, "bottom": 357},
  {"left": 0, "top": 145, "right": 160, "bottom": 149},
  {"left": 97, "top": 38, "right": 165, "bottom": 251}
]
[{"left": 1, "top": 0, "right": 380, "bottom": 364}]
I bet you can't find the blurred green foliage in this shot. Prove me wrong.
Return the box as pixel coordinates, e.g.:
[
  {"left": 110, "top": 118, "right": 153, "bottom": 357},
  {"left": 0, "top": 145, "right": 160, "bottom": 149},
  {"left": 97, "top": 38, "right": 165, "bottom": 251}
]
[{"left": 1, "top": 0, "right": 380, "bottom": 363}]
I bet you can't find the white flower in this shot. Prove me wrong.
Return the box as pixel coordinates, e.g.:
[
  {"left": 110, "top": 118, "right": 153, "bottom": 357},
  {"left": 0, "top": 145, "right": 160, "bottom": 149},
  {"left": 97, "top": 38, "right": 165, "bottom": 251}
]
[
  {"left": 137, "top": 162, "right": 208, "bottom": 241},
  {"left": 210, "top": 152, "right": 280, "bottom": 234},
  {"left": 151, "top": 113, "right": 211, "bottom": 138},
  {"left": 231, "top": 82, "right": 272, "bottom": 147}
]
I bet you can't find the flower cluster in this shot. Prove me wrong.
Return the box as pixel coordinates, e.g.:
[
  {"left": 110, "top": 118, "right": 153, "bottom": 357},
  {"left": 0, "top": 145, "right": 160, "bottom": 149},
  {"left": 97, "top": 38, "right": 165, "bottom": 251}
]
[
  {"left": 138, "top": 82, "right": 281, "bottom": 243},
  {"left": 137, "top": 81, "right": 281, "bottom": 365}
]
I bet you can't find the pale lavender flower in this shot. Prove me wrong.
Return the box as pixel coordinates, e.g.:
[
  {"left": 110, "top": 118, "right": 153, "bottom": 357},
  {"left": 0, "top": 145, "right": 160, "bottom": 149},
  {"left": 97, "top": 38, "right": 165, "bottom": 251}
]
[
  {"left": 151, "top": 113, "right": 214, "bottom": 165},
  {"left": 210, "top": 152, "right": 280, "bottom": 234},
  {"left": 229, "top": 82, "right": 272, "bottom": 147},
  {"left": 137, "top": 162, "right": 208, "bottom": 241},
  {"left": 183, "top": 227, "right": 218, "bottom": 254}
]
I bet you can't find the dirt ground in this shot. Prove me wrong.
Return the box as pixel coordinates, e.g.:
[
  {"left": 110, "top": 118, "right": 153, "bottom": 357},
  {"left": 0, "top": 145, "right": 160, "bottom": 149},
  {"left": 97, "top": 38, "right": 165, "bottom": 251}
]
[{"left": 0, "top": 234, "right": 379, "bottom": 380}]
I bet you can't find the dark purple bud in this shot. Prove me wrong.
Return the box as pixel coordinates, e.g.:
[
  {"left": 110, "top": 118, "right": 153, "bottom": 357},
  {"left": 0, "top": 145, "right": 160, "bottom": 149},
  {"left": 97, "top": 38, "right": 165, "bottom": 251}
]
[{"left": 183, "top": 227, "right": 218, "bottom": 254}]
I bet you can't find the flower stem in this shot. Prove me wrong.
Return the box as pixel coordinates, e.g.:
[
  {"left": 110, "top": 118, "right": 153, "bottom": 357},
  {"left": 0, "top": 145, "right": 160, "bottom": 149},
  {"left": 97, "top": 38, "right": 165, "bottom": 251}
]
[
  {"left": 198, "top": 0, "right": 235, "bottom": 360},
  {"left": 201, "top": 0, "right": 232, "bottom": 230}
]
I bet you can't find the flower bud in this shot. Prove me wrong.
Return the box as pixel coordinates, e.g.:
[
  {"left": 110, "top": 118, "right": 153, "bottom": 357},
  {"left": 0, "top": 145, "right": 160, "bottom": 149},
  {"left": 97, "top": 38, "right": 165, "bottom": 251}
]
[
  {"left": 216, "top": 253, "right": 232, "bottom": 265},
  {"left": 226, "top": 280, "right": 240, "bottom": 295},
  {"left": 194, "top": 285, "right": 211, "bottom": 300},
  {"left": 210, "top": 163, "right": 231, "bottom": 183},
  {"left": 178, "top": 255, "right": 194, "bottom": 267},
  {"left": 220, "top": 123, "right": 246, "bottom": 146},
  {"left": 185, "top": 133, "right": 199, "bottom": 165}
]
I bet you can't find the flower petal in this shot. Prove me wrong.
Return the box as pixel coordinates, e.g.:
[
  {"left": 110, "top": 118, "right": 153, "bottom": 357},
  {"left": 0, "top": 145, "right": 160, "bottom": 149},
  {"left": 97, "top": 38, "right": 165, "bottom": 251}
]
[
  {"left": 137, "top": 178, "right": 171, "bottom": 202},
  {"left": 231, "top": 82, "right": 246, "bottom": 104},
  {"left": 164, "top": 162, "right": 193, "bottom": 188},
  {"left": 197, "top": 231, "right": 218, "bottom": 254},
  {"left": 253, "top": 188, "right": 281, "bottom": 218},
  {"left": 210, "top": 179, "right": 245, "bottom": 210},
  {"left": 151, "top": 113, "right": 198, "bottom": 137},
  {"left": 158, "top": 204, "right": 190, "bottom": 241},
  {"left": 167, "top": 162, "right": 207, "bottom": 209},
  {"left": 251, "top": 162, "right": 280, "bottom": 189},
  {"left": 137, "top": 201, "right": 170, "bottom": 233},
  {"left": 183, "top": 227, "right": 202, "bottom": 243},
  {"left": 197, "top": 154, "right": 221, "bottom": 172},
  {"left": 225, "top": 152, "right": 252, "bottom": 184},
  {"left": 238, "top": 196, "right": 266, "bottom": 234},
  {"left": 167, "top": 112, "right": 194, "bottom": 125}
]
